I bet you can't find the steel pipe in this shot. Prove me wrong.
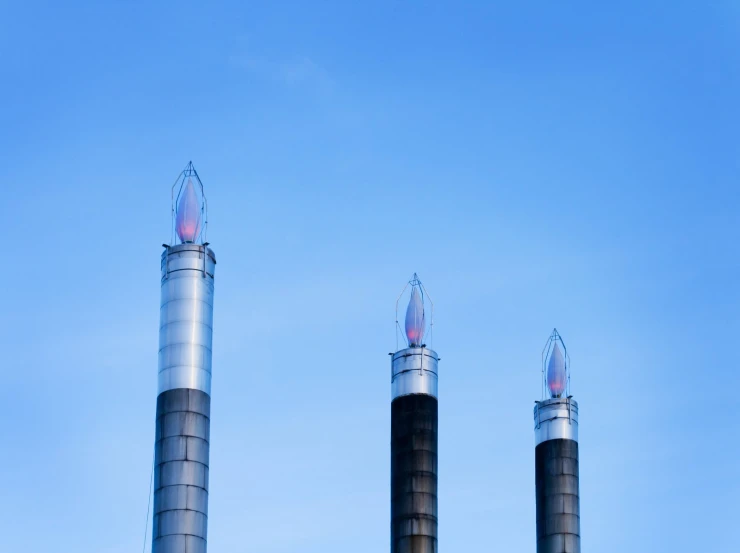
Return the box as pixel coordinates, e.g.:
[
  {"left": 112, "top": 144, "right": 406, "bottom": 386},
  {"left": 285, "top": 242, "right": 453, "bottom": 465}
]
[
  {"left": 152, "top": 244, "right": 216, "bottom": 553},
  {"left": 533, "top": 398, "right": 580, "bottom": 553}
]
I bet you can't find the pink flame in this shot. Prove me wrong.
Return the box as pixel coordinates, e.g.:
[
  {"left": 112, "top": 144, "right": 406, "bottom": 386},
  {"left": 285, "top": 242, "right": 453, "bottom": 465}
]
[
  {"left": 547, "top": 342, "right": 566, "bottom": 398},
  {"left": 175, "top": 178, "right": 202, "bottom": 243},
  {"left": 405, "top": 286, "right": 425, "bottom": 347}
]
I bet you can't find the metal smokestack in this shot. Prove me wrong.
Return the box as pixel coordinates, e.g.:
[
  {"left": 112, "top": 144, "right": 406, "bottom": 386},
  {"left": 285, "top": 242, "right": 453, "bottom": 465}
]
[
  {"left": 152, "top": 163, "right": 216, "bottom": 553},
  {"left": 534, "top": 329, "right": 580, "bottom": 553},
  {"left": 390, "top": 274, "right": 439, "bottom": 553}
]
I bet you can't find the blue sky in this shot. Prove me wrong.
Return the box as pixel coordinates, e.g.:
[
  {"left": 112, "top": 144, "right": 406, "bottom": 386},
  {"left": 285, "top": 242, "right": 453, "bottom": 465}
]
[{"left": 1, "top": 1, "right": 739, "bottom": 551}]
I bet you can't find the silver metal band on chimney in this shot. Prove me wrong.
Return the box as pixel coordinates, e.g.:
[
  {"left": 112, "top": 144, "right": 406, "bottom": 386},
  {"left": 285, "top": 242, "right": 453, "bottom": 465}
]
[
  {"left": 158, "top": 244, "right": 216, "bottom": 395},
  {"left": 534, "top": 398, "right": 578, "bottom": 447},
  {"left": 391, "top": 347, "right": 439, "bottom": 400},
  {"left": 534, "top": 398, "right": 580, "bottom": 553},
  {"left": 153, "top": 244, "right": 216, "bottom": 553}
]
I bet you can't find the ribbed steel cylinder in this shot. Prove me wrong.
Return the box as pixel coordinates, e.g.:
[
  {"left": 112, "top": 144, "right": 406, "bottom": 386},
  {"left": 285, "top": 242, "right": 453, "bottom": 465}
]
[
  {"left": 153, "top": 244, "right": 216, "bottom": 553},
  {"left": 391, "top": 348, "right": 439, "bottom": 553},
  {"left": 534, "top": 398, "right": 580, "bottom": 553}
]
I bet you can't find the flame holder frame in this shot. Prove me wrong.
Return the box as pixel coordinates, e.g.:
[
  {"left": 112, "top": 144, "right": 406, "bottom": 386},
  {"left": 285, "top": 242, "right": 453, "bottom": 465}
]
[
  {"left": 394, "top": 273, "right": 434, "bottom": 352},
  {"left": 171, "top": 161, "right": 209, "bottom": 246},
  {"left": 541, "top": 328, "right": 571, "bottom": 401}
]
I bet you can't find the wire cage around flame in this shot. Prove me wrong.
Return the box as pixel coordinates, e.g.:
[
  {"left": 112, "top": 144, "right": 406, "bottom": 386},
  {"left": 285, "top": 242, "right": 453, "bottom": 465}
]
[
  {"left": 395, "top": 273, "right": 434, "bottom": 351},
  {"left": 171, "top": 161, "right": 208, "bottom": 245},
  {"left": 541, "top": 328, "right": 571, "bottom": 400}
]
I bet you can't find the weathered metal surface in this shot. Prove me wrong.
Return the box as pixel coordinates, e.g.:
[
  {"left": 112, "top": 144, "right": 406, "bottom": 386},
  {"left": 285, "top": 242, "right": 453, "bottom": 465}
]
[
  {"left": 533, "top": 398, "right": 578, "bottom": 446},
  {"left": 535, "top": 438, "right": 580, "bottom": 553},
  {"left": 391, "top": 394, "right": 438, "bottom": 553},
  {"left": 158, "top": 244, "right": 216, "bottom": 395},
  {"left": 152, "top": 388, "right": 211, "bottom": 553},
  {"left": 153, "top": 535, "right": 207, "bottom": 553},
  {"left": 391, "top": 347, "right": 439, "bottom": 400}
]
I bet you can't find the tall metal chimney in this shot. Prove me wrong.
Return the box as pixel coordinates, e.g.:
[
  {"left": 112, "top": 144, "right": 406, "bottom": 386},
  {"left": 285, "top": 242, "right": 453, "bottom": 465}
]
[
  {"left": 534, "top": 329, "right": 580, "bottom": 553},
  {"left": 390, "top": 274, "right": 439, "bottom": 553},
  {"left": 152, "top": 163, "right": 216, "bottom": 553}
]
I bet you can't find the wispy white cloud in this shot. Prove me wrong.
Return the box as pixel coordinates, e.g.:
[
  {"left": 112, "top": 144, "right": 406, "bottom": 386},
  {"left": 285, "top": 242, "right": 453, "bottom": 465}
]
[
  {"left": 228, "top": 38, "right": 335, "bottom": 95},
  {"left": 280, "top": 56, "right": 334, "bottom": 93}
]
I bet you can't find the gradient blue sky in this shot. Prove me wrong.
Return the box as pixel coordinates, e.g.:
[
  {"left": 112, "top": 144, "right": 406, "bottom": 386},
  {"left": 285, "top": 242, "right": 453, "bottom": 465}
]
[{"left": 1, "top": 2, "right": 739, "bottom": 552}]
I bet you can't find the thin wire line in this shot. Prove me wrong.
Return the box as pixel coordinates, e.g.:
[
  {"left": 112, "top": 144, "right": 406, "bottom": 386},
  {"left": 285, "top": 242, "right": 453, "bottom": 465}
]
[{"left": 142, "top": 450, "right": 155, "bottom": 553}]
